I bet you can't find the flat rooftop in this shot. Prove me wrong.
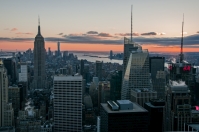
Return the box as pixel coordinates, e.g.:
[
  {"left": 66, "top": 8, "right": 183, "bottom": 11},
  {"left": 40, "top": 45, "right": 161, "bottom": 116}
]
[
  {"left": 54, "top": 75, "right": 82, "bottom": 81},
  {"left": 101, "top": 102, "right": 148, "bottom": 114}
]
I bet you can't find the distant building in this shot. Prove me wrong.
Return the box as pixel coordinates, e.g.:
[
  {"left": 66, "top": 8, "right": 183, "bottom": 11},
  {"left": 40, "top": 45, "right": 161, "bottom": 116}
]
[
  {"left": 144, "top": 99, "right": 165, "bottom": 132},
  {"left": 33, "top": 19, "right": 46, "bottom": 89},
  {"left": 100, "top": 100, "right": 149, "bottom": 132},
  {"left": 121, "top": 48, "right": 151, "bottom": 100},
  {"left": 149, "top": 57, "right": 166, "bottom": 99},
  {"left": 63, "top": 51, "right": 68, "bottom": 60},
  {"left": 53, "top": 75, "right": 82, "bottom": 132},
  {"left": 131, "top": 88, "right": 157, "bottom": 107},
  {"left": 109, "top": 50, "right": 113, "bottom": 59},
  {"left": 57, "top": 41, "right": 61, "bottom": 57},
  {"left": 96, "top": 61, "right": 103, "bottom": 81},
  {"left": 163, "top": 80, "right": 192, "bottom": 131},
  {"left": 110, "top": 70, "right": 122, "bottom": 101},
  {"left": 8, "top": 86, "right": 21, "bottom": 117},
  {"left": 98, "top": 81, "right": 110, "bottom": 111},
  {"left": 18, "top": 63, "right": 28, "bottom": 82}
]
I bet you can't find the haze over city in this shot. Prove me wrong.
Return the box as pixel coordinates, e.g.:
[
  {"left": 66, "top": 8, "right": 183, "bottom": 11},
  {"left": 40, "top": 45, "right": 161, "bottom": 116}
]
[{"left": 1, "top": 0, "right": 199, "bottom": 52}]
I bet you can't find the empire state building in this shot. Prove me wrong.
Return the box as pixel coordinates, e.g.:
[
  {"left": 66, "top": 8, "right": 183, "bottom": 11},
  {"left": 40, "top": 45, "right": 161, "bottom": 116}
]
[{"left": 33, "top": 19, "right": 46, "bottom": 89}]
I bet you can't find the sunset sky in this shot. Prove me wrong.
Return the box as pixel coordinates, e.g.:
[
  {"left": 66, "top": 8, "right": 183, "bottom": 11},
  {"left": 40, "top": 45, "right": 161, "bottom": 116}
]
[{"left": 0, "top": 0, "right": 199, "bottom": 53}]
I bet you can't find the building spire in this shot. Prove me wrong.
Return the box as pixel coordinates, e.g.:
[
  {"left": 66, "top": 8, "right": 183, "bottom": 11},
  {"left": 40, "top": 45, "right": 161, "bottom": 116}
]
[
  {"left": 38, "top": 15, "right": 41, "bottom": 35},
  {"left": 180, "top": 14, "right": 184, "bottom": 63},
  {"left": 131, "top": 5, "right": 133, "bottom": 42}
]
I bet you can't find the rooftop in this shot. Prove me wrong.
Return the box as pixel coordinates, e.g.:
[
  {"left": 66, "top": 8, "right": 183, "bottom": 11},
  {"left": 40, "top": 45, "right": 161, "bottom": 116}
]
[
  {"left": 101, "top": 101, "right": 148, "bottom": 114},
  {"left": 54, "top": 75, "right": 82, "bottom": 81}
]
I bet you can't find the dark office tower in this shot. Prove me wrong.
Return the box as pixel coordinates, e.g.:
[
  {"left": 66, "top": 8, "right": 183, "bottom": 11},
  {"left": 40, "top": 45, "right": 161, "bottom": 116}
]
[
  {"left": 33, "top": 18, "right": 46, "bottom": 89},
  {"left": 96, "top": 61, "right": 103, "bottom": 81},
  {"left": 63, "top": 51, "right": 68, "bottom": 60},
  {"left": 3, "top": 58, "right": 17, "bottom": 85},
  {"left": 57, "top": 41, "right": 60, "bottom": 56},
  {"left": 100, "top": 100, "right": 149, "bottom": 132},
  {"left": 48, "top": 47, "right": 51, "bottom": 56},
  {"left": 83, "top": 64, "right": 90, "bottom": 83},
  {"left": 109, "top": 50, "right": 113, "bottom": 59},
  {"left": 80, "top": 59, "right": 84, "bottom": 75},
  {"left": 110, "top": 70, "right": 122, "bottom": 101},
  {"left": 149, "top": 57, "right": 166, "bottom": 99},
  {"left": 144, "top": 99, "right": 165, "bottom": 132},
  {"left": 163, "top": 80, "right": 192, "bottom": 131},
  {"left": 122, "top": 37, "right": 141, "bottom": 78}
]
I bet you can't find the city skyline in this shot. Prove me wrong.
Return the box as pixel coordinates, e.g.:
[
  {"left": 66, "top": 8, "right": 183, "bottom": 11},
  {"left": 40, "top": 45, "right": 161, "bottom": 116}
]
[{"left": 1, "top": 1, "right": 199, "bottom": 52}]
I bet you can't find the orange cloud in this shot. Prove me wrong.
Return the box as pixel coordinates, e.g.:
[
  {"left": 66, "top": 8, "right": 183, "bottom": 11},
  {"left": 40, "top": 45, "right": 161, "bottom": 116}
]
[{"left": 10, "top": 28, "right": 17, "bottom": 31}]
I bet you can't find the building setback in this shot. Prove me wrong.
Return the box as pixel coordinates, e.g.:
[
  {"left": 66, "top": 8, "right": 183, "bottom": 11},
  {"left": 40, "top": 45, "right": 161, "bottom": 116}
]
[{"left": 53, "top": 75, "right": 82, "bottom": 132}]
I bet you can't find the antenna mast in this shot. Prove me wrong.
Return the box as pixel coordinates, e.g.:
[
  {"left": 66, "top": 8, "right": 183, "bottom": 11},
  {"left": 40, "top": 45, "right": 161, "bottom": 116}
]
[
  {"left": 131, "top": 5, "right": 133, "bottom": 42},
  {"left": 180, "top": 14, "right": 184, "bottom": 63}
]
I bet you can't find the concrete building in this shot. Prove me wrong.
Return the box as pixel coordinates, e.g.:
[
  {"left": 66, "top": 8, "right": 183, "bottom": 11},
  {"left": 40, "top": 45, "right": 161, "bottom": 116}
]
[
  {"left": 131, "top": 88, "right": 157, "bottom": 107},
  {"left": 100, "top": 100, "right": 149, "bottom": 132},
  {"left": 33, "top": 19, "right": 46, "bottom": 89},
  {"left": 53, "top": 75, "right": 82, "bottom": 132},
  {"left": 0, "top": 60, "right": 14, "bottom": 127},
  {"left": 149, "top": 57, "right": 166, "bottom": 99},
  {"left": 163, "top": 80, "right": 192, "bottom": 131},
  {"left": 121, "top": 48, "right": 151, "bottom": 100}
]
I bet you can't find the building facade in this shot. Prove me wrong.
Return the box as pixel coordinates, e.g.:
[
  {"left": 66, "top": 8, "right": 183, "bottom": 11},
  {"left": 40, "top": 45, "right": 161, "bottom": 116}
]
[
  {"left": 131, "top": 88, "right": 157, "bottom": 107},
  {"left": 96, "top": 61, "right": 102, "bottom": 81},
  {"left": 121, "top": 48, "right": 151, "bottom": 100},
  {"left": 53, "top": 75, "right": 82, "bottom": 132}
]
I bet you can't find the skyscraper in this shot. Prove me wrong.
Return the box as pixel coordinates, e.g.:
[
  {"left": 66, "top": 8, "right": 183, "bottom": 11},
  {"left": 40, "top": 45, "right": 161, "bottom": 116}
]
[
  {"left": 0, "top": 60, "right": 14, "bottom": 127},
  {"left": 149, "top": 57, "right": 166, "bottom": 99},
  {"left": 33, "top": 18, "right": 46, "bottom": 89},
  {"left": 53, "top": 75, "right": 82, "bottom": 132},
  {"left": 122, "top": 37, "right": 141, "bottom": 78},
  {"left": 96, "top": 61, "right": 103, "bottom": 81},
  {"left": 121, "top": 48, "right": 151, "bottom": 100},
  {"left": 163, "top": 80, "right": 191, "bottom": 131},
  {"left": 57, "top": 41, "right": 60, "bottom": 56}
]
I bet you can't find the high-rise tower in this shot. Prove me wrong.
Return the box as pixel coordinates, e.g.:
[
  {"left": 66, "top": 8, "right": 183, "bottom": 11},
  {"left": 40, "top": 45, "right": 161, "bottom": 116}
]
[
  {"left": 33, "top": 17, "right": 46, "bottom": 89},
  {"left": 57, "top": 41, "right": 60, "bottom": 56}
]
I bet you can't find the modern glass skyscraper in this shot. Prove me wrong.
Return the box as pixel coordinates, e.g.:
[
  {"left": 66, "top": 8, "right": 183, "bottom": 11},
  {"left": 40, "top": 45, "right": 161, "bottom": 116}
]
[
  {"left": 122, "top": 37, "right": 142, "bottom": 78},
  {"left": 121, "top": 48, "right": 151, "bottom": 100},
  {"left": 33, "top": 19, "right": 46, "bottom": 89}
]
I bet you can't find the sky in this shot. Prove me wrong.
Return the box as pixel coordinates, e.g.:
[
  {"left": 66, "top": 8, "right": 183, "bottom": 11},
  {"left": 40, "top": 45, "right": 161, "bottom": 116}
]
[{"left": 0, "top": 0, "right": 199, "bottom": 53}]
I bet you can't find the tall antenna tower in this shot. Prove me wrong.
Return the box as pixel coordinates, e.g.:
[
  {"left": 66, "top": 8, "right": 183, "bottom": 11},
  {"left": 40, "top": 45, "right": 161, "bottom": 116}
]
[
  {"left": 180, "top": 14, "right": 184, "bottom": 63},
  {"left": 131, "top": 5, "right": 133, "bottom": 42}
]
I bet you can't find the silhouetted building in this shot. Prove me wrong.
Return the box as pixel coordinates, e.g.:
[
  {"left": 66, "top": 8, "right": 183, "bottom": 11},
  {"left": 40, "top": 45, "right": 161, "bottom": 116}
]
[
  {"left": 110, "top": 70, "right": 122, "bottom": 101},
  {"left": 96, "top": 61, "right": 102, "bottom": 81},
  {"left": 109, "top": 50, "right": 113, "bottom": 59},
  {"left": 100, "top": 100, "right": 149, "bottom": 132},
  {"left": 33, "top": 19, "right": 46, "bottom": 89},
  {"left": 150, "top": 57, "right": 166, "bottom": 99},
  {"left": 57, "top": 41, "right": 61, "bottom": 56},
  {"left": 3, "top": 58, "right": 17, "bottom": 85},
  {"left": 80, "top": 59, "right": 84, "bottom": 75},
  {"left": 144, "top": 99, "right": 165, "bottom": 132}
]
